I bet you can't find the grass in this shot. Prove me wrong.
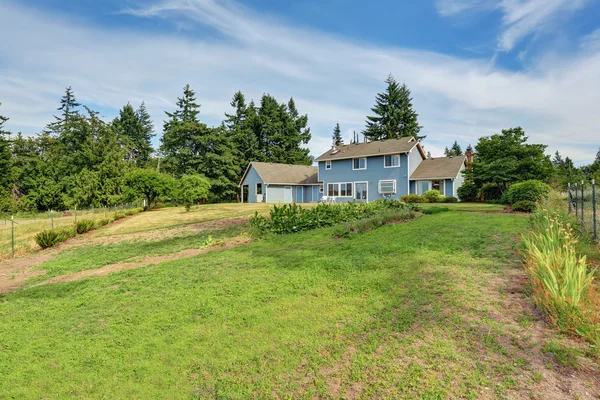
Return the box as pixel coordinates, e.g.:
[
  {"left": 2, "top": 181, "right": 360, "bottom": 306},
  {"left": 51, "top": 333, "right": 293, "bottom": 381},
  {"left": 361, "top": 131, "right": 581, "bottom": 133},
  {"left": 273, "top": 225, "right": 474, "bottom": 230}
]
[
  {"left": 94, "top": 203, "right": 276, "bottom": 237},
  {"left": 0, "top": 211, "right": 558, "bottom": 399},
  {"left": 419, "top": 202, "right": 505, "bottom": 212}
]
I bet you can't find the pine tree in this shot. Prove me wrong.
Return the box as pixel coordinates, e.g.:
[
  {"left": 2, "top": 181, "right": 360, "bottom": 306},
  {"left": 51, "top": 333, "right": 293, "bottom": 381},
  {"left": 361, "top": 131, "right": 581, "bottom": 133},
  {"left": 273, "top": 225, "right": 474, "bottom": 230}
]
[
  {"left": 114, "top": 102, "right": 154, "bottom": 167},
  {"left": 0, "top": 105, "right": 12, "bottom": 193},
  {"left": 444, "top": 141, "right": 463, "bottom": 157},
  {"left": 426, "top": 151, "right": 431, "bottom": 159},
  {"left": 332, "top": 122, "right": 343, "bottom": 146},
  {"left": 135, "top": 102, "right": 155, "bottom": 165},
  {"left": 163, "top": 84, "right": 200, "bottom": 131},
  {"left": 552, "top": 151, "right": 564, "bottom": 168},
  {"left": 364, "top": 74, "right": 423, "bottom": 141},
  {"left": 466, "top": 144, "right": 473, "bottom": 153},
  {"left": 224, "top": 91, "right": 259, "bottom": 172},
  {"left": 48, "top": 86, "right": 81, "bottom": 134}
]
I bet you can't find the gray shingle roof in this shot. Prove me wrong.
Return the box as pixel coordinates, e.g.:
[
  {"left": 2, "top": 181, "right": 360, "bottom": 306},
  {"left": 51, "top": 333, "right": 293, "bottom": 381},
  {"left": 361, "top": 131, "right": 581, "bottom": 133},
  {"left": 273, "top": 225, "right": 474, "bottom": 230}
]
[
  {"left": 241, "top": 162, "right": 319, "bottom": 186},
  {"left": 314, "top": 137, "right": 424, "bottom": 161},
  {"left": 410, "top": 156, "right": 466, "bottom": 180}
]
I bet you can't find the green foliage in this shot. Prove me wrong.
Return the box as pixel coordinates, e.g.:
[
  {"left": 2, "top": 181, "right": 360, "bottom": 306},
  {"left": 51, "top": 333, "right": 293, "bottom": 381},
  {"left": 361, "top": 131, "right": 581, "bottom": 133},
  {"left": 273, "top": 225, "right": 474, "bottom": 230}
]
[
  {"left": 250, "top": 201, "right": 415, "bottom": 235},
  {"left": 480, "top": 183, "right": 503, "bottom": 201},
  {"left": 75, "top": 219, "right": 96, "bottom": 234},
  {"left": 444, "top": 141, "right": 463, "bottom": 157},
  {"left": 423, "top": 189, "right": 442, "bottom": 203},
  {"left": 97, "top": 217, "right": 113, "bottom": 226},
  {"left": 364, "top": 74, "right": 423, "bottom": 141},
  {"left": 124, "top": 169, "right": 174, "bottom": 209},
  {"left": 401, "top": 194, "right": 429, "bottom": 203},
  {"left": 506, "top": 180, "right": 550, "bottom": 204},
  {"left": 113, "top": 102, "right": 154, "bottom": 167},
  {"left": 332, "top": 208, "right": 415, "bottom": 238},
  {"left": 179, "top": 175, "right": 211, "bottom": 211},
  {"left": 113, "top": 212, "right": 126, "bottom": 220},
  {"left": 441, "top": 196, "right": 458, "bottom": 203},
  {"left": 34, "top": 226, "right": 76, "bottom": 249},
  {"left": 457, "top": 182, "right": 479, "bottom": 202},
  {"left": 473, "top": 127, "right": 553, "bottom": 191},
  {"left": 422, "top": 207, "right": 450, "bottom": 215},
  {"left": 332, "top": 122, "right": 343, "bottom": 146},
  {"left": 511, "top": 200, "right": 536, "bottom": 212},
  {"left": 521, "top": 209, "right": 599, "bottom": 345}
]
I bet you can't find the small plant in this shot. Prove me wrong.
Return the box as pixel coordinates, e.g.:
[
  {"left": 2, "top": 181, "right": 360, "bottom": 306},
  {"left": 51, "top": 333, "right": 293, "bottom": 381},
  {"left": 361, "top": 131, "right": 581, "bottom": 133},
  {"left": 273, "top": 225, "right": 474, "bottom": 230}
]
[
  {"left": 506, "top": 180, "right": 550, "bottom": 204},
  {"left": 401, "top": 194, "right": 428, "bottom": 203},
  {"left": 75, "top": 219, "right": 96, "bottom": 234},
  {"left": 423, "top": 189, "right": 442, "bottom": 203},
  {"left": 422, "top": 207, "right": 450, "bottom": 215},
  {"left": 96, "top": 217, "right": 113, "bottom": 227},
  {"left": 440, "top": 196, "right": 458, "bottom": 203},
  {"left": 35, "top": 227, "right": 76, "bottom": 249},
  {"left": 512, "top": 200, "right": 536, "bottom": 212},
  {"left": 113, "top": 212, "right": 126, "bottom": 220}
]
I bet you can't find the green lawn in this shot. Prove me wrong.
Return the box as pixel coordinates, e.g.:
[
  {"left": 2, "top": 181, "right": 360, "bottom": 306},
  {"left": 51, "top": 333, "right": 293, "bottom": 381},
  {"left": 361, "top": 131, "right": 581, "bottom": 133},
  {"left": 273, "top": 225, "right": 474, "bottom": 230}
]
[
  {"left": 419, "top": 202, "right": 505, "bottom": 212},
  {"left": 0, "top": 211, "right": 594, "bottom": 398}
]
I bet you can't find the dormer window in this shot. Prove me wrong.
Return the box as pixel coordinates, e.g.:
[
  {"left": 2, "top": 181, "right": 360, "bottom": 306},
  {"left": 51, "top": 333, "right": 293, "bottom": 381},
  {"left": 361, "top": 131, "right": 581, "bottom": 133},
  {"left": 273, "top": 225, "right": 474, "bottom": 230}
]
[
  {"left": 325, "top": 161, "right": 332, "bottom": 170},
  {"left": 352, "top": 157, "right": 367, "bottom": 170},
  {"left": 384, "top": 154, "right": 400, "bottom": 168}
]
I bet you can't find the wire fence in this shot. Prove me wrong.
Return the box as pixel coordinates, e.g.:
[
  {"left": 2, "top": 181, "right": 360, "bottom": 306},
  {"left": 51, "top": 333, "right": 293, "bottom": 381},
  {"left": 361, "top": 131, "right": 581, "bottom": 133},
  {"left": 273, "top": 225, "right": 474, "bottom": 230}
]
[
  {"left": 0, "top": 203, "right": 140, "bottom": 259},
  {"left": 567, "top": 180, "right": 598, "bottom": 242}
]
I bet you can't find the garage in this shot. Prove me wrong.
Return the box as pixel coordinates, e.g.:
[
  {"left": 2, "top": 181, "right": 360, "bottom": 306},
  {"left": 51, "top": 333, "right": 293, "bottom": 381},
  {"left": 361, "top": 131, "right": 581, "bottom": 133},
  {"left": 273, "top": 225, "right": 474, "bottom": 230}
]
[{"left": 266, "top": 185, "right": 293, "bottom": 203}]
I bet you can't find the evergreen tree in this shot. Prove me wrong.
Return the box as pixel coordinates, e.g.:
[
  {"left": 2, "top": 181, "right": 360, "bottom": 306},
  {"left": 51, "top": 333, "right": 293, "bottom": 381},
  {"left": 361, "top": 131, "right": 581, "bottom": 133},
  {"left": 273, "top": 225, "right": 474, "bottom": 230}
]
[
  {"left": 444, "top": 141, "right": 463, "bottom": 157},
  {"left": 332, "top": 122, "right": 343, "bottom": 146},
  {"left": 0, "top": 105, "right": 12, "bottom": 194},
  {"left": 224, "top": 91, "right": 259, "bottom": 172},
  {"left": 114, "top": 102, "right": 154, "bottom": 167},
  {"left": 164, "top": 84, "right": 200, "bottom": 130},
  {"left": 591, "top": 147, "right": 600, "bottom": 174},
  {"left": 466, "top": 144, "right": 473, "bottom": 153},
  {"left": 426, "top": 151, "right": 431, "bottom": 159},
  {"left": 364, "top": 74, "right": 423, "bottom": 141},
  {"left": 135, "top": 102, "right": 155, "bottom": 165},
  {"left": 552, "top": 151, "right": 564, "bottom": 168},
  {"left": 47, "top": 86, "right": 81, "bottom": 134}
]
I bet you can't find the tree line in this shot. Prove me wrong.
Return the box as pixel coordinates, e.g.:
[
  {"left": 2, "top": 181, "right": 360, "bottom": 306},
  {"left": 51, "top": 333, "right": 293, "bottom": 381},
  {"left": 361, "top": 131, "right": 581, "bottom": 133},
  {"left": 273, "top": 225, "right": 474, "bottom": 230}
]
[{"left": 0, "top": 85, "right": 312, "bottom": 212}]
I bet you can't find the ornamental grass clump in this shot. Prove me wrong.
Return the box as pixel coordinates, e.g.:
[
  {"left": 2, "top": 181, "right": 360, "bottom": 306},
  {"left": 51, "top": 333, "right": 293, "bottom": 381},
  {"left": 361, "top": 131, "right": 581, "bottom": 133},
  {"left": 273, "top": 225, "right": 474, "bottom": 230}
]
[{"left": 521, "top": 209, "right": 599, "bottom": 346}]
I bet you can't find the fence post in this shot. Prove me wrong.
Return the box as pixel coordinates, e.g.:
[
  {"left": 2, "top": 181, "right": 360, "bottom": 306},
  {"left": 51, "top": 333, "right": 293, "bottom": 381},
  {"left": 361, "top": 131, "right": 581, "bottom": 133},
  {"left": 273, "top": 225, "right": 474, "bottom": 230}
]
[
  {"left": 50, "top": 209, "right": 54, "bottom": 229},
  {"left": 574, "top": 183, "right": 579, "bottom": 219},
  {"left": 74, "top": 206, "right": 77, "bottom": 225},
  {"left": 593, "top": 179, "right": 597, "bottom": 241},
  {"left": 568, "top": 183, "right": 572, "bottom": 213},
  {"left": 11, "top": 215, "right": 15, "bottom": 258},
  {"left": 581, "top": 180, "right": 585, "bottom": 228}
]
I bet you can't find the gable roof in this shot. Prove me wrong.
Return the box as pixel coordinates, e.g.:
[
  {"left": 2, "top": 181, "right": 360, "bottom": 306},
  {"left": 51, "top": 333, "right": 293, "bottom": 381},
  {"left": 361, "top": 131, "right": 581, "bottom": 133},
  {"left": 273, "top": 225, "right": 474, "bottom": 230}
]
[
  {"left": 314, "top": 137, "right": 425, "bottom": 162},
  {"left": 239, "top": 162, "right": 319, "bottom": 186},
  {"left": 410, "top": 156, "right": 466, "bottom": 180}
]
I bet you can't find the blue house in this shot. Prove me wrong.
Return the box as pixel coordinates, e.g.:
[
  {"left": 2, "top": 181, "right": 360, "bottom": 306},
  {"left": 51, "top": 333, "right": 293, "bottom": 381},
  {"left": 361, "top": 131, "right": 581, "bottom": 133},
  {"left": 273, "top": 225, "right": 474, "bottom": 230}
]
[{"left": 239, "top": 137, "right": 467, "bottom": 203}]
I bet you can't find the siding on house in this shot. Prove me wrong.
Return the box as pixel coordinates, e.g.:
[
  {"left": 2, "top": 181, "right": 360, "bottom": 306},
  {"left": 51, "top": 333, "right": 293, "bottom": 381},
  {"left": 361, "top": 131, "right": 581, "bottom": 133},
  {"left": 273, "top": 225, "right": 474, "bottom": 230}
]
[
  {"left": 408, "top": 148, "right": 423, "bottom": 180},
  {"left": 444, "top": 180, "right": 453, "bottom": 197},
  {"left": 454, "top": 164, "right": 465, "bottom": 198},
  {"left": 318, "top": 154, "right": 410, "bottom": 202},
  {"left": 240, "top": 166, "right": 264, "bottom": 203}
]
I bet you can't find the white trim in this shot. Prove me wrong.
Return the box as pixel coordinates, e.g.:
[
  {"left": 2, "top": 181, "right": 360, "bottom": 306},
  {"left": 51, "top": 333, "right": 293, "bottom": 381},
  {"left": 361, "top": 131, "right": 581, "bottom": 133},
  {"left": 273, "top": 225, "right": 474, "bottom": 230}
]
[
  {"left": 256, "top": 182, "right": 263, "bottom": 196},
  {"left": 378, "top": 180, "right": 397, "bottom": 194},
  {"left": 326, "top": 182, "right": 354, "bottom": 197},
  {"left": 325, "top": 160, "right": 332, "bottom": 170},
  {"left": 406, "top": 153, "right": 410, "bottom": 195},
  {"left": 352, "top": 157, "right": 367, "bottom": 170},
  {"left": 383, "top": 154, "right": 401, "bottom": 168},
  {"left": 354, "top": 181, "right": 369, "bottom": 202}
]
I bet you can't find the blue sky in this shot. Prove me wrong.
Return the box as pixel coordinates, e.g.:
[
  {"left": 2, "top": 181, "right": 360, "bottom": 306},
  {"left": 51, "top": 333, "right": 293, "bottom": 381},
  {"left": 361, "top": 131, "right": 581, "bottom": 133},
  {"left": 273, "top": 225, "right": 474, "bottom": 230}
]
[{"left": 1, "top": 0, "right": 600, "bottom": 163}]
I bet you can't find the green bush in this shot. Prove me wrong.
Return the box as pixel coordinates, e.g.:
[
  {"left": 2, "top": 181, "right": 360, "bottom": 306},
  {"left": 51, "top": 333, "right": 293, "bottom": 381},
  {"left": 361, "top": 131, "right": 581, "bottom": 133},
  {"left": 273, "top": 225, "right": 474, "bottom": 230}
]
[
  {"left": 251, "top": 201, "right": 416, "bottom": 235},
  {"left": 401, "top": 194, "right": 428, "bottom": 203},
  {"left": 97, "top": 217, "right": 113, "bottom": 227},
  {"left": 512, "top": 200, "right": 536, "bottom": 212},
  {"left": 75, "top": 219, "right": 96, "bottom": 234},
  {"left": 34, "top": 226, "right": 76, "bottom": 249},
  {"left": 423, "top": 189, "right": 442, "bottom": 203},
  {"left": 440, "top": 196, "right": 458, "bottom": 203},
  {"left": 332, "top": 208, "right": 416, "bottom": 238},
  {"left": 457, "top": 183, "right": 479, "bottom": 202},
  {"left": 480, "top": 183, "right": 503, "bottom": 201},
  {"left": 113, "top": 212, "right": 126, "bottom": 220},
  {"left": 506, "top": 180, "right": 550, "bottom": 204},
  {"left": 422, "top": 207, "right": 450, "bottom": 215}
]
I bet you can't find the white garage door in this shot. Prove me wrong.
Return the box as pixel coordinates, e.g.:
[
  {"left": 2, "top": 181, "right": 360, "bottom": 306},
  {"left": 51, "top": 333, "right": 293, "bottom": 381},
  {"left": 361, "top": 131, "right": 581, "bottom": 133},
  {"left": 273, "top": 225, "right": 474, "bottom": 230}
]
[{"left": 267, "top": 186, "right": 293, "bottom": 203}]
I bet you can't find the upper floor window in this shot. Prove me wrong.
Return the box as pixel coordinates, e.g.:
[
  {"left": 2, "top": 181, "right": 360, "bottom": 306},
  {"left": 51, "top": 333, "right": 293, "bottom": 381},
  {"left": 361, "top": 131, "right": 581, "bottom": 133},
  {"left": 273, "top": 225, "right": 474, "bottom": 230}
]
[
  {"left": 325, "top": 161, "right": 332, "bottom": 170},
  {"left": 384, "top": 154, "right": 400, "bottom": 168},
  {"left": 353, "top": 157, "right": 367, "bottom": 170}
]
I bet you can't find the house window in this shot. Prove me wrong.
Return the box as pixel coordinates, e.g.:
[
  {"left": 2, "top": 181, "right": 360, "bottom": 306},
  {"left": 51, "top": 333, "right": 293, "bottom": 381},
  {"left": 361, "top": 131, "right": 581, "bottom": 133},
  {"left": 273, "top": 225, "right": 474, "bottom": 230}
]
[
  {"left": 353, "top": 158, "right": 367, "bottom": 170},
  {"left": 328, "top": 182, "right": 353, "bottom": 197},
  {"left": 325, "top": 161, "right": 332, "bottom": 170},
  {"left": 256, "top": 183, "right": 262, "bottom": 195},
  {"left": 379, "top": 180, "right": 396, "bottom": 194},
  {"left": 417, "top": 181, "right": 430, "bottom": 195},
  {"left": 384, "top": 154, "right": 400, "bottom": 168},
  {"left": 432, "top": 180, "right": 444, "bottom": 195}
]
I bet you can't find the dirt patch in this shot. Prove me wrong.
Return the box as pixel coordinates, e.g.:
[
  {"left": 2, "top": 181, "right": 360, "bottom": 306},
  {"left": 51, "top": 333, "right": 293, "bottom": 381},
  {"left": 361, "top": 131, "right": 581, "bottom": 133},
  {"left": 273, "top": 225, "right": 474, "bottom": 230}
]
[{"left": 34, "top": 236, "right": 252, "bottom": 287}]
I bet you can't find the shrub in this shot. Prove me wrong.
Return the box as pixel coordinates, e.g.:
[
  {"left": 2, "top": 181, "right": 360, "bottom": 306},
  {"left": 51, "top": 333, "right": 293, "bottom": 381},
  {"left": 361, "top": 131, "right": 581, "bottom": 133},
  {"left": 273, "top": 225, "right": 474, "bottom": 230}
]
[
  {"left": 423, "top": 189, "right": 442, "bottom": 203},
  {"left": 75, "top": 219, "right": 96, "bottom": 234},
  {"left": 113, "top": 212, "right": 126, "bottom": 220},
  {"left": 521, "top": 209, "right": 599, "bottom": 345},
  {"left": 332, "top": 208, "right": 415, "bottom": 238},
  {"left": 97, "top": 217, "right": 113, "bottom": 227},
  {"left": 401, "top": 194, "right": 428, "bottom": 203},
  {"left": 35, "top": 227, "right": 76, "bottom": 249},
  {"left": 512, "top": 200, "right": 536, "bottom": 212},
  {"left": 422, "top": 207, "right": 450, "bottom": 215},
  {"left": 440, "top": 196, "right": 458, "bottom": 203},
  {"left": 506, "top": 180, "right": 550, "bottom": 204},
  {"left": 457, "top": 183, "right": 479, "bottom": 202},
  {"left": 480, "top": 183, "right": 503, "bottom": 201}
]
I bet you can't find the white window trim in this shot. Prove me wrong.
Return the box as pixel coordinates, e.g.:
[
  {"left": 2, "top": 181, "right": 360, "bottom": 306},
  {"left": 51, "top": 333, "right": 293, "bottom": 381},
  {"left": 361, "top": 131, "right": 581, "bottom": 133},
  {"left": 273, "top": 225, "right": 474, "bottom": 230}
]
[
  {"left": 384, "top": 154, "right": 401, "bottom": 168},
  {"left": 352, "top": 157, "right": 367, "bottom": 170},
  {"left": 325, "top": 161, "right": 332, "bottom": 170},
  {"left": 416, "top": 180, "right": 431, "bottom": 195},
  {"left": 379, "top": 180, "right": 397, "bottom": 194},
  {"left": 327, "top": 182, "right": 354, "bottom": 197},
  {"left": 256, "top": 182, "right": 263, "bottom": 195},
  {"left": 354, "top": 181, "right": 368, "bottom": 202}
]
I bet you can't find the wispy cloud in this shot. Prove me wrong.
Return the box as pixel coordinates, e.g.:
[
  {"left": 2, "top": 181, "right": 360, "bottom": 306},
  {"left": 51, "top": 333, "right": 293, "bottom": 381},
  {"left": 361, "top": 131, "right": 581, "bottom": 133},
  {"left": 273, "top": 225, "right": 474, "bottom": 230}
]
[
  {"left": 0, "top": 0, "right": 599, "bottom": 163},
  {"left": 437, "top": 0, "right": 591, "bottom": 51}
]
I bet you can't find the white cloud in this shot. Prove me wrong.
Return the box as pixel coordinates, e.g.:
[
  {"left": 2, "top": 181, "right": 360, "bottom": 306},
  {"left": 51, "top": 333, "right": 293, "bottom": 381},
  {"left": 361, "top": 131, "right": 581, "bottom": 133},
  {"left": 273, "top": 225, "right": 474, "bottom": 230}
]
[
  {"left": 437, "top": 0, "right": 590, "bottom": 52},
  {"left": 0, "top": 0, "right": 599, "bottom": 164}
]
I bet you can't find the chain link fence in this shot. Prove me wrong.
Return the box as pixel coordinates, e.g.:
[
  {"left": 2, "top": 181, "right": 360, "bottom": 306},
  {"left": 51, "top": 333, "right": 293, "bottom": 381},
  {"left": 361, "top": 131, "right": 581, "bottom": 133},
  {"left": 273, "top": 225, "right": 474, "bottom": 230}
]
[
  {"left": 567, "top": 180, "right": 598, "bottom": 242},
  {"left": 0, "top": 203, "right": 140, "bottom": 259}
]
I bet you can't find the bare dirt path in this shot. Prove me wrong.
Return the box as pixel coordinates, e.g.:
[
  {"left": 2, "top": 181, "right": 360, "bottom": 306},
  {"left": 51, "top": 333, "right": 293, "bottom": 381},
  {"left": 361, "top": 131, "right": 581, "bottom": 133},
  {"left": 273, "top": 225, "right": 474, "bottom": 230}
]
[{"left": 0, "top": 217, "right": 250, "bottom": 294}]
